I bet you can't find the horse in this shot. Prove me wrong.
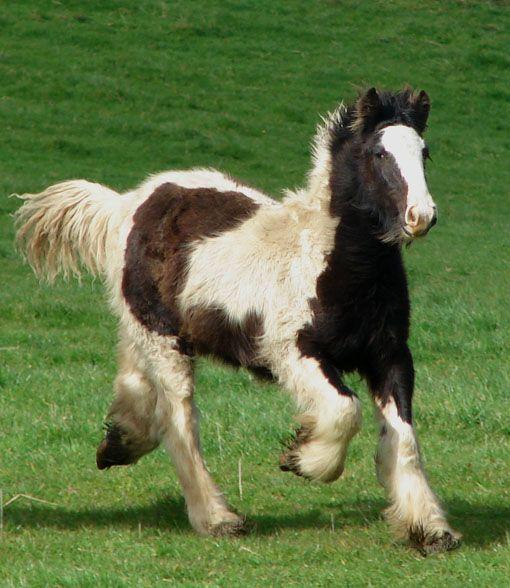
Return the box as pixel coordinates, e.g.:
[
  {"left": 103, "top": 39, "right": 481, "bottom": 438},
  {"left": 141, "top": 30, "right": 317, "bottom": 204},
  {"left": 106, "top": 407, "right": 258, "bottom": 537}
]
[{"left": 15, "top": 87, "right": 459, "bottom": 554}]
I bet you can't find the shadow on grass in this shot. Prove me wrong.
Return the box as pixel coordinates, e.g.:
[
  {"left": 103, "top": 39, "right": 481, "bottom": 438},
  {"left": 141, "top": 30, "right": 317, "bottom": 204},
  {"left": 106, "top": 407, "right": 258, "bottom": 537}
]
[
  {"left": 4, "top": 496, "right": 190, "bottom": 534},
  {"left": 253, "top": 499, "right": 385, "bottom": 535},
  {"left": 4, "top": 496, "right": 509, "bottom": 548},
  {"left": 448, "top": 501, "right": 510, "bottom": 548},
  {"left": 3, "top": 496, "right": 384, "bottom": 537}
]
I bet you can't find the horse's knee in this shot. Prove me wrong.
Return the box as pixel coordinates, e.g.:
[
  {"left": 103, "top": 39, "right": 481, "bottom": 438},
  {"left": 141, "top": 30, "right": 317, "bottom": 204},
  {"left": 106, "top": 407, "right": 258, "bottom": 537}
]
[{"left": 280, "top": 395, "right": 362, "bottom": 482}]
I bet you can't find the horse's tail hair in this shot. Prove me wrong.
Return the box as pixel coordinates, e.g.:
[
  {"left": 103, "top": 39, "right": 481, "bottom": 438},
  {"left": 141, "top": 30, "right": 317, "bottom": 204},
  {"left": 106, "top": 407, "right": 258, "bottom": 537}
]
[{"left": 14, "top": 180, "right": 124, "bottom": 281}]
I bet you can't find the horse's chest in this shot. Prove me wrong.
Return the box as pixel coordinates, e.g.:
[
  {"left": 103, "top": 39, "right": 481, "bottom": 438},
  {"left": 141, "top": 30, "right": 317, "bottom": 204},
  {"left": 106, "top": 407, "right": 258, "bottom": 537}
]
[
  {"left": 302, "top": 244, "right": 411, "bottom": 368},
  {"left": 300, "top": 281, "right": 410, "bottom": 372}
]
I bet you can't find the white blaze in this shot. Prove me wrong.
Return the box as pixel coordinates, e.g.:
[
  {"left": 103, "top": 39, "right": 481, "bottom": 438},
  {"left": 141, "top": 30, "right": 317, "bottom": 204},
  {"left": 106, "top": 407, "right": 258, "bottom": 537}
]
[{"left": 380, "top": 125, "right": 435, "bottom": 228}]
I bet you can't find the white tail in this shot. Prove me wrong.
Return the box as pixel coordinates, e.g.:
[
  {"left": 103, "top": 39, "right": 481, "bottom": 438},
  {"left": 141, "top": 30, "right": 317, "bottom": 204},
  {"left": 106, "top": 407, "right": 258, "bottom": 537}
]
[{"left": 14, "top": 180, "right": 123, "bottom": 281}]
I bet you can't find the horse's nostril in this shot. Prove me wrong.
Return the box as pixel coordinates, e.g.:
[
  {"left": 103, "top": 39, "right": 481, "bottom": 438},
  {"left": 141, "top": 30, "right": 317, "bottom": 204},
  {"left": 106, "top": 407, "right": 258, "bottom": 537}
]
[
  {"left": 405, "top": 205, "right": 419, "bottom": 227},
  {"left": 430, "top": 212, "right": 438, "bottom": 228}
]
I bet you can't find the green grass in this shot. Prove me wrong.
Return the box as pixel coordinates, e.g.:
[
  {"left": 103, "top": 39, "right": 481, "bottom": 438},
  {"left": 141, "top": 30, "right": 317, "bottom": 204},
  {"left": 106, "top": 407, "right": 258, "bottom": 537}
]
[{"left": 1, "top": 0, "right": 510, "bottom": 585}]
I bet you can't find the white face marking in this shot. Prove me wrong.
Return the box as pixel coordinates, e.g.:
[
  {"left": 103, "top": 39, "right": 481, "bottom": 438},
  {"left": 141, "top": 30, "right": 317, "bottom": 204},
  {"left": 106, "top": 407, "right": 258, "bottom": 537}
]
[{"left": 380, "top": 125, "right": 436, "bottom": 235}]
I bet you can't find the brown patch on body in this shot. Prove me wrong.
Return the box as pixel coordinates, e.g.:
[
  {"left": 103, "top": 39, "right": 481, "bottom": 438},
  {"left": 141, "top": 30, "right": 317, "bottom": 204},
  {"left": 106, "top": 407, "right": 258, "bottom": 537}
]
[
  {"left": 181, "top": 306, "right": 264, "bottom": 368},
  {"left": 122, "top": 182, "right": 264, "bottom": 367}
]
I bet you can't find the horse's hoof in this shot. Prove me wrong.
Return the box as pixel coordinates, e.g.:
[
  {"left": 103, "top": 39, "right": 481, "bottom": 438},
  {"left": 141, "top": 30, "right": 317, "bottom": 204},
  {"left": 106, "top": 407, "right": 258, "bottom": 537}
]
[
  {"left": 279, "top": 422, "right": 316, "bottom": 480},
  {"left": 279, "top": 449, "right": 343, "bottom": 483},
  {"left": 279, "top": 450, "right": 305, "bottom": 478},
  {"left": 411, "top": 530, "right": 461, "bottom": 556},
  {"left": 208, "top": 516, "right": 252, "bottom": 537},
  {"left": 96, "top": 423, "right": 137, "bottom": 470}
]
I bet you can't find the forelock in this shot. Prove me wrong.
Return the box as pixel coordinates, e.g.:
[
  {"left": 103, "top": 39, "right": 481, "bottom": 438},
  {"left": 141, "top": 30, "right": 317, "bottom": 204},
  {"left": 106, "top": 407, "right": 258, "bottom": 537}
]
[
  {"left": 350, "top": 88, "right": 428, "bottom": 136},
  {"left": 311, "top": 88, "right": 428, "bottom": 168}
]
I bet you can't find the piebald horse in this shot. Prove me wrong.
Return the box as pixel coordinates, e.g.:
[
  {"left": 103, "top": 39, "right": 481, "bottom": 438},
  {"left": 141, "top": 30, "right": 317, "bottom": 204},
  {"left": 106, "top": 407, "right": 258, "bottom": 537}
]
[{"left": 15, "top": 87, "right": 459, "bottom": 553}]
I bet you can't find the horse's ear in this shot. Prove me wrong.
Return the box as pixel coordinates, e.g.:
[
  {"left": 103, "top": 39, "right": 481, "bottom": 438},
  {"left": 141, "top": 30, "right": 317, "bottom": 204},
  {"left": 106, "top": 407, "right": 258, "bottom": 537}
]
[
  {"left": 410, "top": 90, "right": 430, "bottom": 134},
  {"left": 354, "top": 87, "right": 382, "bottom": 133}
]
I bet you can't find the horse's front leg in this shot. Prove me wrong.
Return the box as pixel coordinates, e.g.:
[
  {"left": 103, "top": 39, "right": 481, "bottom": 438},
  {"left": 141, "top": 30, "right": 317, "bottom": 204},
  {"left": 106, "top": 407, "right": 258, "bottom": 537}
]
[
  {"left": 367, "top": 346, "right": 460, "bottom": 554},
  {"left": 276, "top": 346, "right": 362, "bottom": 483}
]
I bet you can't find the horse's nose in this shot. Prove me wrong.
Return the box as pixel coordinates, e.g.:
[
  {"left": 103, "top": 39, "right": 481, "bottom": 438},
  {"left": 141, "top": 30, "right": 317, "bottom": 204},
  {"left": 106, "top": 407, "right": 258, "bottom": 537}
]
[{"left": 405, "top": 205, "right": 437, "bottom": 236}]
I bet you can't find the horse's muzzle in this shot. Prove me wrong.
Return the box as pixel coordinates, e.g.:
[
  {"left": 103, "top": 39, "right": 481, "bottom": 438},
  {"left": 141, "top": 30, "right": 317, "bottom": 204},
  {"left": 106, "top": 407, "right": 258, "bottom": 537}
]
[{"left": 403, "top": 205, "right": 437, "bottom": 238}]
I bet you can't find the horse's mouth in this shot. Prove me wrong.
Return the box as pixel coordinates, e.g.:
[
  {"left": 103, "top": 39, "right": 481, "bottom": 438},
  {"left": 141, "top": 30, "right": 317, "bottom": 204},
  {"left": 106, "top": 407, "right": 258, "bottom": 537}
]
[{"left": 402, "top": 225, "right": 432, "bottom": 240}]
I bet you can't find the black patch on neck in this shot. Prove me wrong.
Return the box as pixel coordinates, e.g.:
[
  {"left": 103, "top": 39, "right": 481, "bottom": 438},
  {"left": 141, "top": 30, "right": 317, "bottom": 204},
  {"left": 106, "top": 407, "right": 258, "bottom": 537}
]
[{"left": 297, "top": 207, "right": 410, "bottom": 376}]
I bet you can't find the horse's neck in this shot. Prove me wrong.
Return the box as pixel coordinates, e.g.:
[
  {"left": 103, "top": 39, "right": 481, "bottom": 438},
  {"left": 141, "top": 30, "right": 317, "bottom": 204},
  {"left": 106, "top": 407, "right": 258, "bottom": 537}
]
[
  {"left": 321, "top": 206, "right": 404, "bottom": 303},
  {"left": 284, "top": 177, "right": 404, "bottom": 291}
]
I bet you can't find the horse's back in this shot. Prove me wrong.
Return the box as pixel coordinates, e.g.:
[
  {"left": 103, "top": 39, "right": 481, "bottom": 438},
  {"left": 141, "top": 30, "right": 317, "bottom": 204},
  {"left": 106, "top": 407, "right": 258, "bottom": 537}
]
[{"left": 130, "top": 168, "right": 276, "bottom": 208}]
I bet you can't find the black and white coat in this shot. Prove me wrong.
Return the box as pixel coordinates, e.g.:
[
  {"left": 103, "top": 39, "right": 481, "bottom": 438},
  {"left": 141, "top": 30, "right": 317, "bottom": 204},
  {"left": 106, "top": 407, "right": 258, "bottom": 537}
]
[{"left": 15, "top": 88, "right": 458, "bottom": 553}]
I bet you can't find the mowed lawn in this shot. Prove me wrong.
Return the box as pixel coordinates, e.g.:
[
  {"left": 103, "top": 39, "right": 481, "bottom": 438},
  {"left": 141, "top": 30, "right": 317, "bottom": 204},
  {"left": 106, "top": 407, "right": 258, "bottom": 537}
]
[{"left": 1, "top": 1, "right": 509, "bottom": 585}]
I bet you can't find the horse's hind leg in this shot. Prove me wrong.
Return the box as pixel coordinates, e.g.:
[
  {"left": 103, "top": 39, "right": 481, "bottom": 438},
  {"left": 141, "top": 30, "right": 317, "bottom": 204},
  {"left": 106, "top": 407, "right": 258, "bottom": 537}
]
[
  {"left": 97, "top": 335, "right": 160, "bottom": 469},
  {"left": 139, "top": 332, "right": 248, "bottom": 536}
]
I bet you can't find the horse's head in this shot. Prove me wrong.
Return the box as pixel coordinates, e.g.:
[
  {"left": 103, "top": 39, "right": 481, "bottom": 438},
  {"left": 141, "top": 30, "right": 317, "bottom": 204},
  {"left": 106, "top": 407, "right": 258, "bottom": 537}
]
[{"left": 324, "top": 87, "right": 436, "bottom": 244}]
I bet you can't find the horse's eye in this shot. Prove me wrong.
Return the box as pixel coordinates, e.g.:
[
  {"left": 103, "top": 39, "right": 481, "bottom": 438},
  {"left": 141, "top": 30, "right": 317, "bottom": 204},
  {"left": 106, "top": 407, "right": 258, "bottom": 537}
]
[
  {"left": 422, "top": 146, "right": 430, "bottom": 160},
  {"left": 374, "top": 150, "right": 385, "bottom": 159}
]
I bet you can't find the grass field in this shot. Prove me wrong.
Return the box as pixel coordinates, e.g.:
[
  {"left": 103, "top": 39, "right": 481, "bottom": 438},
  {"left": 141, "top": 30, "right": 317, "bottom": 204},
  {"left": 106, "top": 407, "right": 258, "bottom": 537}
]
[{"left": 1, "top": 1, "right": 509, "bottom": 585}]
